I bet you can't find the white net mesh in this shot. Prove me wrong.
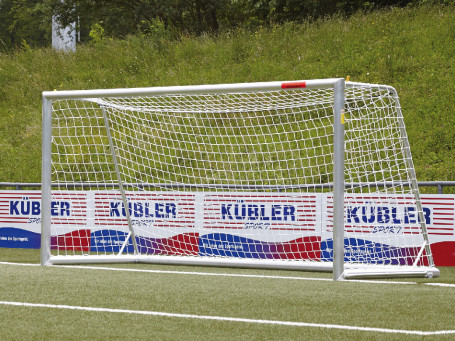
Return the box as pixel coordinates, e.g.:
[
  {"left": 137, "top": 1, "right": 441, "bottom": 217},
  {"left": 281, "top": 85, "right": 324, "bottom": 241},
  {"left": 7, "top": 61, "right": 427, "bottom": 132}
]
[{"left": 46, "top": 81, "right": 434, "bottom": 270}]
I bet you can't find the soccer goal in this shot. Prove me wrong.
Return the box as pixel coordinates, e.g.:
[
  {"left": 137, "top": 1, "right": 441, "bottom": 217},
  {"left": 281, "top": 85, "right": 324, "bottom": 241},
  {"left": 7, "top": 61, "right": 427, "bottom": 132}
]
[{"left": 41, "top": 78, "right": 439, "bottom": 280}]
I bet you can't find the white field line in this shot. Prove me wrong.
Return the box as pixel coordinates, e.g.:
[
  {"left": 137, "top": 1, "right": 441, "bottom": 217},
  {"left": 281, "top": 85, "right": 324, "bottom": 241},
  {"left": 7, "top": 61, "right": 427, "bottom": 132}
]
[
  {"left": 1, "top": 261, "right": 455, "bottom": 288},
  {"left": 0, "top": 300, "right": 454, "bottom": 336}
]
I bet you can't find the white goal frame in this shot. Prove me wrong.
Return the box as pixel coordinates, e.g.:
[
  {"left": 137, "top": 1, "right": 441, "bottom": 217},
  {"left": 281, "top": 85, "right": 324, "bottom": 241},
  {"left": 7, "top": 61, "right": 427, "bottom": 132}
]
[{"left": 41, "top": 78, "right": 439, "bottom": 280}]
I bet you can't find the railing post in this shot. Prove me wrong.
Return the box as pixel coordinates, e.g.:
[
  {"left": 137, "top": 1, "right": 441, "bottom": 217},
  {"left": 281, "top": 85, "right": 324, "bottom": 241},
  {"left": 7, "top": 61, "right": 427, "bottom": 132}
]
[{"left": 437, "top": 183, "right": 443, "bottom": 194}]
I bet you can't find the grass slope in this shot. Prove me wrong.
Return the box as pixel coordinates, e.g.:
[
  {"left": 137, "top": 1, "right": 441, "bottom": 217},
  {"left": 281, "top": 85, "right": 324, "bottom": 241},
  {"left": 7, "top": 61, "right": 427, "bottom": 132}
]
[{"left": 0, "top": 4, "right": 454, "bottom": 186}]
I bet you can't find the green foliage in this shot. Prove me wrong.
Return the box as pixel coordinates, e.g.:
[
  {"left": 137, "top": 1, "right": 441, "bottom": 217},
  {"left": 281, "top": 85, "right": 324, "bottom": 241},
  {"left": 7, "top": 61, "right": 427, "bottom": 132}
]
[
  {"left": 88, "top": 22, "right": 105, "bottom": 43},
  {"left": 0, "top": 0, "right": 53, "bottom": 50},
  {"left": 0, "top": 1, "right": 451, "bottom": 50},
  {"left": 0, "top": 4, "right": 454, "bottom": 187}
]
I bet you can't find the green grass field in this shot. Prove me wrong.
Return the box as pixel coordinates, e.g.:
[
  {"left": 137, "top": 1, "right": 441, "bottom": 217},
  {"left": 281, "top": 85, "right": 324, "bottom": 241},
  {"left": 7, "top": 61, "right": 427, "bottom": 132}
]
[{"left": 1, "top": 248, "right": 454, "bottom": 340}]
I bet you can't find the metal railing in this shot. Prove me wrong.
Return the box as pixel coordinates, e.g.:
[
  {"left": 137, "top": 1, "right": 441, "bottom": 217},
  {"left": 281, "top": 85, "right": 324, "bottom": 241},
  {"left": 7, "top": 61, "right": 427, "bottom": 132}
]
[{"left": 1, "top": 181, "right": 455, "bottom": 194}]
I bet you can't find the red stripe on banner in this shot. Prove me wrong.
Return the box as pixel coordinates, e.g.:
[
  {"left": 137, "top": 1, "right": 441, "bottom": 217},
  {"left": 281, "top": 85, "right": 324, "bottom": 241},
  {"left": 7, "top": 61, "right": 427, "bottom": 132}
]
[
  {"left": 203, "top": 226, "right": 244, "bottom": 229},
  {"left": 153, "top": 233, "right": 199, "bottom": 256},
  {"left": 423, "top": 197, "right": 454, "bottom": 201},
  {"left": 432, "top": 217, "right": 454, "bottom": 221},
  {"left": 0, "top": 196, "right": 40, "bottom": 200},
  {"left": 1, "top": 191, "right": 40, "bottom": 195},
  {"left": 52, "top": 229, "right": 90, "bottom": 251},
  {"left": 154, "top": 224, "right": 193, "bottom": 228},
  {"left": 269, "top": 227, "right": 315, "bottom": 231},
  {"left": 203, "top": 221, "right": 244, "bottom": 225},
  {"left": 423, "top": 202, "right": 454, "bottom": 206},
  {"left": 431, "top": 241, "right": 455, "bottom": 266},
  {"left": 204, "top": 199, "right": 316, "bottom": 203},
  {"left": 274, "top": 236, "right": 320, "bottom": 260}
]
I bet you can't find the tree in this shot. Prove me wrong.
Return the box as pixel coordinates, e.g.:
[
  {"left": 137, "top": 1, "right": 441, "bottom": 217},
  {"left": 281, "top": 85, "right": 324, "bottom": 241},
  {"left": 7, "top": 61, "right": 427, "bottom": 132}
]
[
  {"left": 0, "top": 0, "right": 52, "bottom": 49},
  {"left": 48, "top": 0, "right": 230, "bottom": 40},
  {"left": 0, "top": 0, "right": 424, "bottom": 50}
]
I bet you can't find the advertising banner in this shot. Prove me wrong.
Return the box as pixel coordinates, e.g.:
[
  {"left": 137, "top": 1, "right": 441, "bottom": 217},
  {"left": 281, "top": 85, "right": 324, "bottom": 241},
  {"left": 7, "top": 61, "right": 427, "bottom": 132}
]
[{"left": 0, "top": 191, "right": 453, "bottom": 265}]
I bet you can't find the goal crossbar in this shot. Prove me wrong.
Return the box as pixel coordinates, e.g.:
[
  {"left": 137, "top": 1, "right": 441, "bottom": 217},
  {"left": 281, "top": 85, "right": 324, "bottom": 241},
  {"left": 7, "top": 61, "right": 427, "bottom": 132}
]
[{"left": 42, "top": 79, "right": 340, "bottom": 100}]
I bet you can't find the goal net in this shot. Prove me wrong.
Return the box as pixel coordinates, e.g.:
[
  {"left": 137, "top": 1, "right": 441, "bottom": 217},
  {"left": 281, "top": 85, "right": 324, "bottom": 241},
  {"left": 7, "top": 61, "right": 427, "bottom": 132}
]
[{"left": 41, "top": 79, "right": 439, "bottom": 279}]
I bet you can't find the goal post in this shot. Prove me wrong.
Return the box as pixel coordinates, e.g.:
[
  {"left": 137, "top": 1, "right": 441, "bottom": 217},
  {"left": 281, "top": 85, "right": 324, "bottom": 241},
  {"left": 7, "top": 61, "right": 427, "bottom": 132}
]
[
  {"left": 332, "top": 78, "right": 345, "bottom": 280},
  {"left": 41, "top": 78, "right": 439, "bottom": 280}
]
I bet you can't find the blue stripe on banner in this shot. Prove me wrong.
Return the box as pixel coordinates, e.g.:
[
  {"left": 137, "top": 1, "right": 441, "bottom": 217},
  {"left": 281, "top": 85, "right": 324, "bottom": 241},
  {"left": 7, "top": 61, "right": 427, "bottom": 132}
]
[{"left": 0, "top": 228, "right": 41, "bottom": 249}]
